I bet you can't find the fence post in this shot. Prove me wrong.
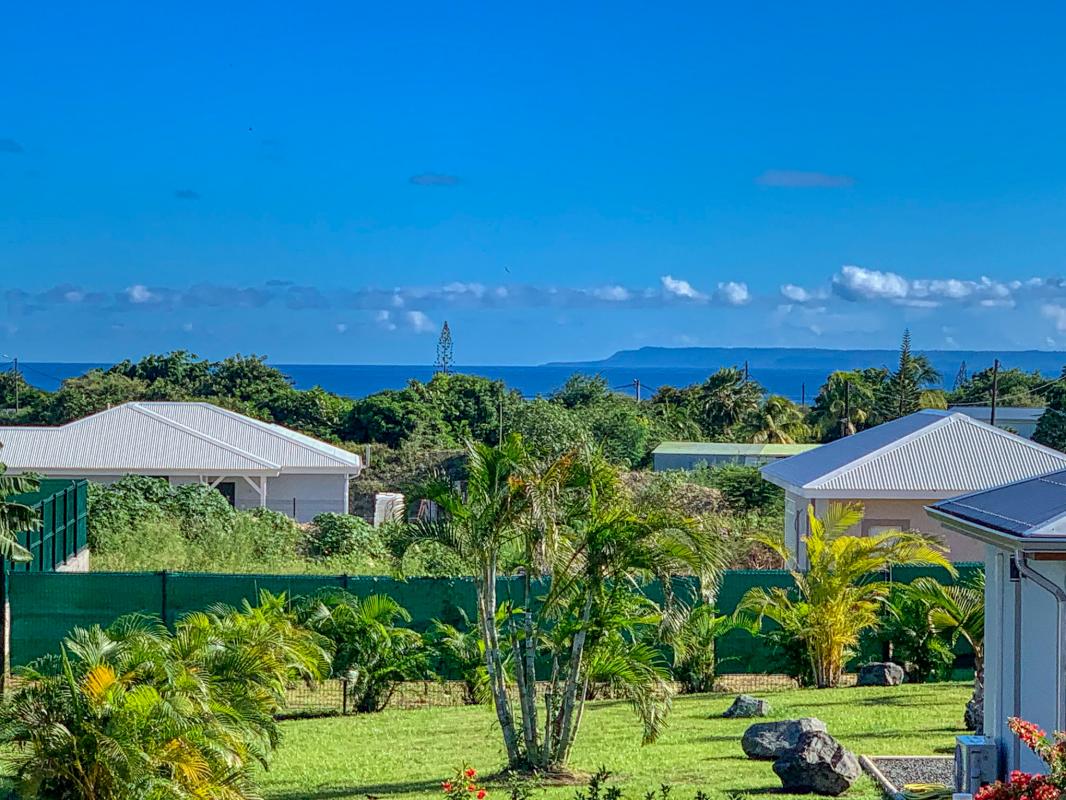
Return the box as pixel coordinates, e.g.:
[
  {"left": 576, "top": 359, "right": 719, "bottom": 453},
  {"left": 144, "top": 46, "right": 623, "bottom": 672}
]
[
  {"left": 341, "top": 573, "right": 349, "bottom": 591},
  {"left": 0, "top": 560, "right": 8, "bottom": 695},
  {"left": 160, "top": 570, "right": 169, "bottom": 627},
  {"left": 341, "top": 678, "right": 348, "bottom": 715}
]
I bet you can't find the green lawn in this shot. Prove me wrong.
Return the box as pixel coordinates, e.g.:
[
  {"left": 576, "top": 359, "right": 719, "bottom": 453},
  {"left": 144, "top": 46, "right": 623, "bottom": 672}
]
[{"left": 260, "top": 682, "right": 970, "bottom": 800}]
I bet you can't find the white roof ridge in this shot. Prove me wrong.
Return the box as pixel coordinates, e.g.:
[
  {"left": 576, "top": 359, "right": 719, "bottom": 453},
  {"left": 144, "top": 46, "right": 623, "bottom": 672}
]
[
  {"left": 801, "top": 410, "right": 955, "bottom": 489},
  {"left": 127, "top": 403, "right": 281, "bottom": 470},
  {"left": 163, "top": 401, "right": 361, "bottom": 468}
]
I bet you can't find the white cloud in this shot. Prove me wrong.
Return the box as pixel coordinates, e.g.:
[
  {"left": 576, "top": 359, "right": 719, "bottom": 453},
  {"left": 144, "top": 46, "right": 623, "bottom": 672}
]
[
  {"left": 660, "top": 275, "right": 705, "bottom": 300},
  {"left": 375, "top": 310, "right": 397, "bottom": 331},
  {"left": 406, "top": 310, "right": 435, "bottom": 333},
  {"left": 780, "top": 284, "right": 817, "bottom": 303},
  {"left": 124, "top": 284, "right": 158, "bottom": 304},
  {"left": 716, "top": 281, "right": 750, "bottom": 306},
  {"left": 832, "top": 266, "right": 910, "bottom": 301},
  {"left": 335, "top": 323, "right": 348, "bottom": 333},
  {"left": 593, "top": 285, "right": 630, "bottom": 302},
  {"left": 1043, "top": 304, "right": 1066, "bottom": 332}
]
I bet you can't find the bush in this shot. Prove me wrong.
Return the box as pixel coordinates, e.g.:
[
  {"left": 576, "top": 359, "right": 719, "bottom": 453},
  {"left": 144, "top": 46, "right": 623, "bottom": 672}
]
[
  {"left": 695, "top": 464, "right": 783, "bottom": 514},
  {"left": 306, "top": 513, "right": 385, "bottom": 559}
]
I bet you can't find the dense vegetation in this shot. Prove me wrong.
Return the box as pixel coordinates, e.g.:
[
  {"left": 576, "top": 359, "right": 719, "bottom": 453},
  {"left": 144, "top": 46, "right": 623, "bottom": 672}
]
[
  {"left": 0, "top": 591, "right": 330, "bottom": 800},
  {"left": 4, "top": 332, "right": 1064, "bottom": 473}
]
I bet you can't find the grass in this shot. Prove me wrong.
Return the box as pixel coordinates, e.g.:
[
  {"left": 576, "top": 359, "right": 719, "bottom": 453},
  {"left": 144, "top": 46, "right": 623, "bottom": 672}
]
[{"left": 259, "top": 682, "right": 971, "bottom": 800}]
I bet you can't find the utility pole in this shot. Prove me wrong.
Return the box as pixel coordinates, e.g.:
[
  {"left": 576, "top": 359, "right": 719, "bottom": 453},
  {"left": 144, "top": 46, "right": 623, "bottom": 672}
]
[
  {"left": 800, "top": 382, "right": 806, "bottom": 407},
  {"left": 840, "top": 380, "right": 851, "bottom": 438},
  {"left": 12, "top": 357, "right": 18, "bottom": 414},
  {"left": 743, "top": 360, "right": 749, "bottom": 381},
  {"left": 990, "top": 358, "right": 1000, "bottom": 426},
  {"left": 498, "top": 385, "right": 504, "bottom": 444},
  {"left": 632, "top": 378, "right": 642, "bottom": 402}
]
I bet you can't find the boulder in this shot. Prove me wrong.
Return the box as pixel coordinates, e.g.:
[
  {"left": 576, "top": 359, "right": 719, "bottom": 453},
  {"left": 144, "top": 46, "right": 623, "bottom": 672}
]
[
  {"left": 722, "top": 694, "right": 772, "bottom": 719},
  {"left": 772, "top": 730, "right": 862, "bottom": 796},
  {"left": 857, "top": 662, "right": 905, "bottom": 687},
  {"left": 741, "top": 717, "right": 827, "bottom": 760},
  {"left": 964, "top": 690, "right": 984, "bottom": 732}
]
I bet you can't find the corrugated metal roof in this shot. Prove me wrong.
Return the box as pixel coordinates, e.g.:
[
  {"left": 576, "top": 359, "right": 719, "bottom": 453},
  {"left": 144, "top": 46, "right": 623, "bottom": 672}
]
[
  {"left": 653, "top": 441, "right": 819, "bottom": 457},
  {"left": 931, "top": 469, "right": 1066, "bottom": 538},
  {"left": 761, "top": 410, "right": 1066, "bottom": 496},
  {"left": 0, "top": 402, "right": 362, "bottom": 474},
  {"left": 142, "top": 403, "right": 361, "bottom": 469}
]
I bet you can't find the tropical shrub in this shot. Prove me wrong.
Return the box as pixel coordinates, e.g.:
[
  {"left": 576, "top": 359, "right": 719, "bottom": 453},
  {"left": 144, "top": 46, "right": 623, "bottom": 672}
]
[
  {"left": 665, "top": 603, "right": 750, "bottom": 694},
  {"left": 0, "top": 463, "right": 37, "bottom": 562},
  {"left": 0, "top": 591, "right": 329, "bottom": 800},
  {"left": 695, "top": 464, "right": 783, "bottom": 514},
  {"left": 442, "top": 765, "right": 487, "bottom": 800},
  {"left": 306, "top": 512, "right": 384, "bottom": 558},
  {"left": 877, "top": 583, "right": 955, "bottom": 683},
  {"left": 739, "top": 503, "right": 953, "bottom": 688},
  {"left": 428, "top": 608, "right": 509, "bottom": 705},
  {"left": 296, "top": 590, "right": 429, "bottom": 712}
]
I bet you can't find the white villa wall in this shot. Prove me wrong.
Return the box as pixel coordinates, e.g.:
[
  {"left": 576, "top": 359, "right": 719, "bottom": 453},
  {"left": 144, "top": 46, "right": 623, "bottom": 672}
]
[
  {"left": 50, "top": 472, "right": 350, "bottom": 522},
  {"left": 984, "top": 549, "right": 1066, "bottom": 774}
]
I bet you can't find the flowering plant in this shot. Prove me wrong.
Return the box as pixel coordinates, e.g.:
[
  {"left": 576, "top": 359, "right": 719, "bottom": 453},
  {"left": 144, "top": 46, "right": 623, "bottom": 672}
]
[
  {"left": 974, "top": 719, "right": 1066, "bottom": 800},
  {"left": 442, "top": 766, "right": 487, "bottom": 800}
]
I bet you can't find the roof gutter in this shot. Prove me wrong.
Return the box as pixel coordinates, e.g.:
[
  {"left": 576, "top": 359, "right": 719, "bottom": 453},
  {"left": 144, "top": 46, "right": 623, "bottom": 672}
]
[
  {"left": 1014, "top": 551, "right": 1066, "bottom": 731},
  {"left": 925, "top": 506, "right": 1066, "bottom": 553}
]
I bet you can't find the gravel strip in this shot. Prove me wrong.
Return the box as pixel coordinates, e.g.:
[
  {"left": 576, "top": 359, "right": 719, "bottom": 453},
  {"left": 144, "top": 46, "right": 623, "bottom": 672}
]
[{"left": 867, "top": 757, "right": 954, "bottom": 794}]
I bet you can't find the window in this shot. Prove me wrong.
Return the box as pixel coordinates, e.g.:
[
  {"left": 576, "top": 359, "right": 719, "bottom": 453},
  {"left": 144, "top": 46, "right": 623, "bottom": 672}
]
[{"left": 862, "top": 518, "right": 910, "bottom": 537}]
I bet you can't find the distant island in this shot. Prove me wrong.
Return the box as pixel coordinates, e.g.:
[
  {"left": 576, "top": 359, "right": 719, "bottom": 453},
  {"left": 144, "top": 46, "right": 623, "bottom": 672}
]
[{"left": 546, "top": 346, "right": 1066, "bottom": 378}]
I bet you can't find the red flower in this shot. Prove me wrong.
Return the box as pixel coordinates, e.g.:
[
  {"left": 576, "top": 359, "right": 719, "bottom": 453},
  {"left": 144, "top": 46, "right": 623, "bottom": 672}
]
[
  {"left": 466, "top": 769, "right": 477, "bottom": 779},
  {"left": 443, "top": 783, "right": 453, "bottom": 793},
  {"left": 477, "top": 791, "right": 486, "bottom": 799},
  {"left": 468, "top": 786, "right": 476, "bottom": 792}
]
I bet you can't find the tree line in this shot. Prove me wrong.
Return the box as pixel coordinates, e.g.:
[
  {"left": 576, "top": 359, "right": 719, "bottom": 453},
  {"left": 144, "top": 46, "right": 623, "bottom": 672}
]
[{"left": 3, "top": 332, "right": 1065, "bottom": 469}]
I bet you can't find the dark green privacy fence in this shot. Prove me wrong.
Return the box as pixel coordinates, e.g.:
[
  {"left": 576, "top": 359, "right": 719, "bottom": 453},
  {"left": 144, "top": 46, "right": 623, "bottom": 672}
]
[
  {"left": 9, "top": 479, "right": 88, "bottom": 573},
  {"left": 7, "top": 564, "right": 981, "bottom": 669}
]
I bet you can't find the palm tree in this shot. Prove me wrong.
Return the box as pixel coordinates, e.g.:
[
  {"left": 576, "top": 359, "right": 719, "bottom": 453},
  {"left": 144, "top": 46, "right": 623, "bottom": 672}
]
[
  {"left": 0, "top": 591, "right": 329, "bottom": 799},
  {"left": 665, "top": 602, "right": 751, "bottom": 693},
  {"left": 297, "top": 591, "right": 428, "bottom": 712},
  {"left": 394, "top": 434, "right": 533, "bottom": 765},
  {"left": 692, "top": 368, "right": 763, "bottom": 437},
  {"left": 739, "top": 395, "right": 810, "bottom": 444},
  {"left": 907, "top": 574, "right": 985, "bottom": 730},
  {"left": 809, "top": 370, "right": 881, "bottom": 439},
  {"left": 0, "top": 461, "right": 37, "bottom": 562},
  {"left": 739, "top": 503, "right": 954, "bottom": 688}
]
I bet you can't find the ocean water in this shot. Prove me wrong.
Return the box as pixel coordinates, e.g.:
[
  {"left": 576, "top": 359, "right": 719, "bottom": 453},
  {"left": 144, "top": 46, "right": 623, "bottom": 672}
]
[
  {"left": 13, "top": 349, "right": 1063, "bottom": 403},
  {"left": 16, "top": 362, "right": 826, "bottom": 401}
]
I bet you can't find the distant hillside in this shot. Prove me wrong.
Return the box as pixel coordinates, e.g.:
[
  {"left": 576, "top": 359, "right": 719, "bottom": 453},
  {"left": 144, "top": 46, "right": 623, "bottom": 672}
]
[{"left": 545, "top": 346, "right": 1066, "bottom": 377}]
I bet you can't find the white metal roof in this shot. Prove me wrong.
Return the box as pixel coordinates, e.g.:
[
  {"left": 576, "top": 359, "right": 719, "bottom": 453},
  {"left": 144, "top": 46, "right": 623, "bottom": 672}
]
[
  {"left": 0, "top": 402, "right": 362, "bottom": 476},
  {"left": 761, "top": 409, "right": 1066, "bottom": 499}
]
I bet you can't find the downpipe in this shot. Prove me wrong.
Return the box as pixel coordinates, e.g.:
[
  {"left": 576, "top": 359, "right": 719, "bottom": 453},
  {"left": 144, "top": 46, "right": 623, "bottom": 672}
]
[{"left": 1015, "top": 551, "right": 1066, "bottom": 731}]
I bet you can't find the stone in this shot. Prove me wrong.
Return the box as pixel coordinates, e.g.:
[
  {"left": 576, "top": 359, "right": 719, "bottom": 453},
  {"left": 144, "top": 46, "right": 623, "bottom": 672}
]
[
  {"left": 964, "top": 689, "right": 984, "bottom": 732},
  {"left": 772, "top": 730, "right": 862, "bottom": 796},
  {"left": 857, "top": 662, "right": 905, "bottom": 687},
  {"left": 741, "top": 717, "right": 827, "bottom": 760},
  {"left": 722, "top": 694, "right": 772, "bottom": 718}
]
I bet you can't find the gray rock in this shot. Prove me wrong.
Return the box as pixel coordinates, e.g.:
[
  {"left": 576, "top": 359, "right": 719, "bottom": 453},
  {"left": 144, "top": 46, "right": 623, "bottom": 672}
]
[
  {"left": 857, "top": 662, "right": 905, "bottom": 687},
  {"left": 964, "top": 690, "right": 983, "bottom": 732},
  {"left": 741, "top": 717, "right": 827, "bottom": 760},
  {"left": 722, "top": 694, "right": 772, "bottom": 718},
  {"left": 772, "top": 730, "right": 862, "bottom": 796}
]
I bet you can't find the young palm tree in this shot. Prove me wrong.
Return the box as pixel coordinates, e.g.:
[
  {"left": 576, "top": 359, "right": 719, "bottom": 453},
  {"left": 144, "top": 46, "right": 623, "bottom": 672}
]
[
  {"left": 907, "top": 573, "right": 985, "bottom": 729},
  {"left": 665, "top": 602, "right": 752, "bottom": 693},
  {"left": 0, "top": 462, "right": 37, "bottom": 562},
  {"left": 296, "top": 590, "right": 428, "bottom": 712},
  {"left": 739, "top": 503, "right": 954, "bottom": 688},
  {"left": 0, "top": 591, "right": 329, "bottom": 799}
]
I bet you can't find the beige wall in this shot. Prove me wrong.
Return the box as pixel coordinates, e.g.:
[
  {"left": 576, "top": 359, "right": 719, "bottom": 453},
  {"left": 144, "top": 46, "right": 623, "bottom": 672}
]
[{"left": 795, "top": 495, "right": 985, "bottom": 563}]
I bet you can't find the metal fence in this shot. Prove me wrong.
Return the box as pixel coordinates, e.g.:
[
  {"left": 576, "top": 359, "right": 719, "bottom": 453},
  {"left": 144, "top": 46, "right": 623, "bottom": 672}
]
[{"left": 9, "top": 479, "right": 88, "bottom": 573}]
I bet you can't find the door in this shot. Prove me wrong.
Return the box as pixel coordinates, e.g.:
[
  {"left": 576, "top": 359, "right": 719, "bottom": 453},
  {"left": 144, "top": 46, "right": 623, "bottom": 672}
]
[{"left": 216, "top": 481, "right": 236, "bottom": 507}]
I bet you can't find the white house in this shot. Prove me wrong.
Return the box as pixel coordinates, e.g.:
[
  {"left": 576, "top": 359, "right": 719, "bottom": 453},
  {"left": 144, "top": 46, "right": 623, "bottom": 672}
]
[
  {"left": 761, "top": 410, "right": 1066, "bottom": 566},
  {"left": 928, "top": 473, "right": 1066, "bottom": 774},
  {"left": 950, "top": 406, "right": 1044, "bottom": 439},
  {"left": 652, "top": 442, "right": 819, "bottom": 471},
  {"left": 0, "top": 402, "right": 363, "bottom": 521}
]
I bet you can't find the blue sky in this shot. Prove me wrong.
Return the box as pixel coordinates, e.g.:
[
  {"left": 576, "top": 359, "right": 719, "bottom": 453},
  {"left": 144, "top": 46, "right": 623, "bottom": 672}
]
[{"left": 4, "top": 2, "right": 1066, "bottom": 363}]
